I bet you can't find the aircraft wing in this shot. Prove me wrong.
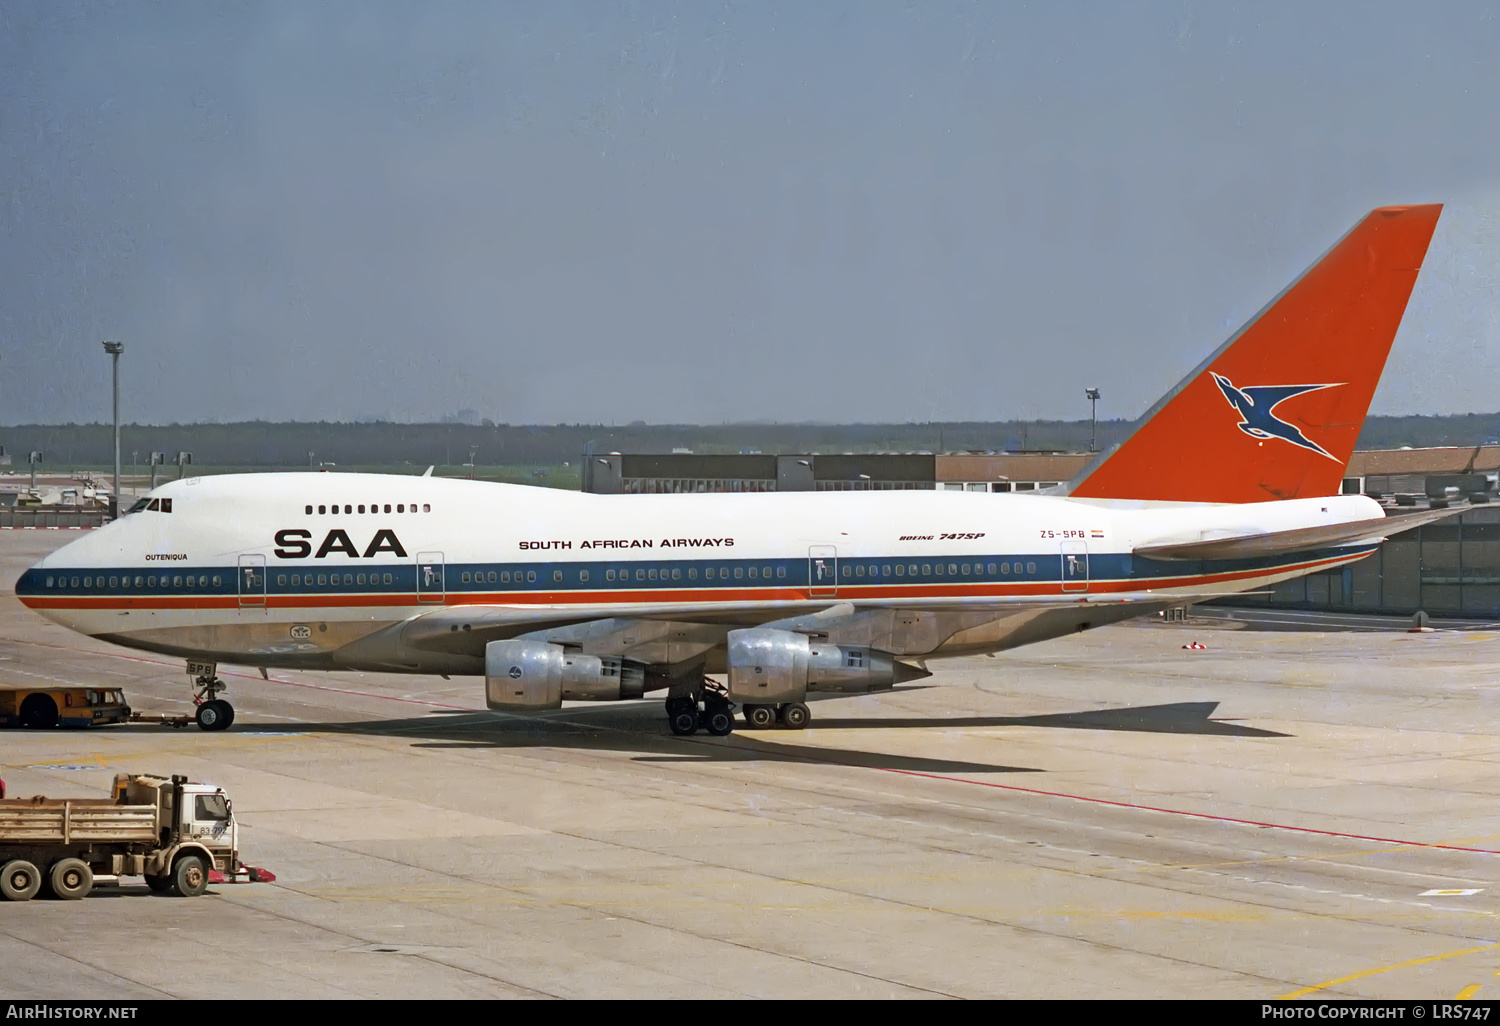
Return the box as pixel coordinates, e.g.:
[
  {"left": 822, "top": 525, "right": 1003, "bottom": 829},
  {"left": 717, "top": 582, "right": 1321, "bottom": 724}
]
[{"left": 1133, "top": 504, "right": 1465, "bottom": 561}]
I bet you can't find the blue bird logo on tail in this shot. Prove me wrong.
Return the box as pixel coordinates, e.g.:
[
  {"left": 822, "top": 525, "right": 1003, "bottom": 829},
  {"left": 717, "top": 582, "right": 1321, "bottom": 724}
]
[{"left": 1210, "top": 373, "right": 1342, "bottom": 460}]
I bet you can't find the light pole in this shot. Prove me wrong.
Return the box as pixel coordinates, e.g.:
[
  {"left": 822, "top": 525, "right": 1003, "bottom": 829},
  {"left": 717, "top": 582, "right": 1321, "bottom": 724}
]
[
  {"left": 1085, "top": 388, "right": 1101, "bottom": 452},
  {"left": 103, "top": 341, "right": 124, "bottom": 518}
]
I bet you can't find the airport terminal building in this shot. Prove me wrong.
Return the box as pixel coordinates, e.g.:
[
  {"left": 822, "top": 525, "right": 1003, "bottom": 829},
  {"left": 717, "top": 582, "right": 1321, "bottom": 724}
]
[{"left": 584, "top": 446, "right": 1500, "bottom": 621}]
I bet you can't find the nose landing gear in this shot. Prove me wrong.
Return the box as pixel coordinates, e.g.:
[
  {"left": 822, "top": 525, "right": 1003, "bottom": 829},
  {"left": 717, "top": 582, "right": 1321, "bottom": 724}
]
[{"left": 188, "top": 660, "right": 234, "bottom": 732}]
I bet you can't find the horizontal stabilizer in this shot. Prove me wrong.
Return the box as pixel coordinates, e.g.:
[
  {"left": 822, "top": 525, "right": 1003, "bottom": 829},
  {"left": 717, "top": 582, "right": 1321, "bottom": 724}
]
[{"left": 1134, "top": 505, "right": 1464, "bottom": 561}]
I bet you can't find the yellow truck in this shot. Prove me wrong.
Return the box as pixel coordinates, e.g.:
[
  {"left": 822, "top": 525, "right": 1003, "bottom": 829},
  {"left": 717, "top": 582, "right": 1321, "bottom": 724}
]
[{"left": 0, "top": 685, "right": 132, "bottom": 729}]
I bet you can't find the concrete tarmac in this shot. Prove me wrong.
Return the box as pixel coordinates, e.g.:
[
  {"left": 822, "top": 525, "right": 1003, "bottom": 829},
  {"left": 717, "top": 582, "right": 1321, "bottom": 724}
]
[{"left": 2, "top": 530, "right": 1499, "bottom": 999}]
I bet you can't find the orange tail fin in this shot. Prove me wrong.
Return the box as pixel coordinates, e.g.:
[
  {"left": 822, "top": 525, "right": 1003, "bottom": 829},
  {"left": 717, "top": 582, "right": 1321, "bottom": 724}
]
[{"left": 1069, "top": 204, "right": 1442, "bottom": 503}]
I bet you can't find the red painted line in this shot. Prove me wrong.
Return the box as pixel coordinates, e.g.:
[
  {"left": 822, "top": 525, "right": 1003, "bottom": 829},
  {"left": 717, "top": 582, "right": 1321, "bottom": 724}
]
[
  {"left": 876, "top": 768, "right": 1500, "bottom": 856},
  {"left": 5, "top": 637, "right": 476, "bottom": 713}
]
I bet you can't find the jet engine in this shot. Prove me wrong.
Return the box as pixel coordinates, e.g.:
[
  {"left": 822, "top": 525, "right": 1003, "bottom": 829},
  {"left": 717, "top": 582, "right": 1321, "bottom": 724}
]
[
  {"left": 725, "top": 627, "right": 923, "bottom": 704},
  {"left": 485, "top": 640, "right": 645, "bottom": 710}
]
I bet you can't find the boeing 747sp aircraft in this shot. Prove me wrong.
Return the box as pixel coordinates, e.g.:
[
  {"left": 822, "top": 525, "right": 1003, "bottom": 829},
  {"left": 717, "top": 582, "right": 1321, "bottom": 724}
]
[{"left": 16, "top": 204, "right": 1453, "bottom": 735}]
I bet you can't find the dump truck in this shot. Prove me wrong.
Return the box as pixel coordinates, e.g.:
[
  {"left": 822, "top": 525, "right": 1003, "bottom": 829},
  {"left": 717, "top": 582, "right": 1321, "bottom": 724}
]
[{"left": 0, "top": 773, "right": 248, "bottom": 901}]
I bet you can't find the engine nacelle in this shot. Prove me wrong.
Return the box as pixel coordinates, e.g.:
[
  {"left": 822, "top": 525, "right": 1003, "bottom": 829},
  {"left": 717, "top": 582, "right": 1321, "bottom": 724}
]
[
  {"left": 726, "top": 628, "right": 914, "bottom": 703},
  {"left": 485, "top": 641, "right": 647, "bottom": 710}
]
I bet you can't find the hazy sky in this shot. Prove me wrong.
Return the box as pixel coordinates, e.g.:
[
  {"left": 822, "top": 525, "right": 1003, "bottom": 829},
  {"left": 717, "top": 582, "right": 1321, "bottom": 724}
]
[{"left": 3, "top": 2, "right": 1499, "bottom": 426}]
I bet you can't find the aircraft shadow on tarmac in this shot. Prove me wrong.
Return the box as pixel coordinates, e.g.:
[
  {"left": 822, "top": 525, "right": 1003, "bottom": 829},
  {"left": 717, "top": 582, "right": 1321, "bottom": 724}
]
[
  {"left": 206, "top": 699, "right": 1284, "bottom": 778},
  {"left": 810, "top": 701, "right": 1289, "bottom": 738}
]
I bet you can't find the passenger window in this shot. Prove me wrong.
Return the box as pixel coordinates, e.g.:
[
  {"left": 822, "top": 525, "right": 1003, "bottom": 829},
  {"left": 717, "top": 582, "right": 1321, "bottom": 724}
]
[
  {"left": 174, "top": 575, "right": 183, "bottom": 587},
  {"left": 720, "top": 567, "right": 728, "bottom": 578},
  {"left": 423, "top": 504, "right": 431, "bottom": 512},
  {"left": 211, "top": 575, "right": 222, "bottom": 587},
  {"left": 397, "top": 504, "right": 404, "bottom": 513},
  {"left": 45, "top": 576, "right": 54, "bottom": 587},
  {"left": 344, "top": 574, "right": 353, "bottom": 585},
  {"left": 318, "top": 505, "right": 326, "bottom": 514},
  {"left": 705, "top": 568, "right": 714, "bottom": 579},
  {"left": 109, "top": 576, "right": 118, "bottom": 587},
  {"left": 648, "top": 569, "right": 658, "bottom": 580},
  {"left": 305, "top": 505, "right": 313, "bottom": 515},
  {"left": 734, "top": 567, "right": 743, "bottom": 579},
  {"left": 776, "top": 567, "right": 785, "bottom": 579},
  {"left": 580, "top": 570, "right": 590, "bottom": 582},
  {"left": 842, "top": 566, "right": 851, "bottom": 578},
  {"left": 671, "top": 569, "right": 680, "bottom": 580},
  {"left": 921, "top": 564, "right": 930, "bottom": 575},
  {"left": 277, "top": 575, "right": 286, "bottom": 586},
  {"left": 855, "top": 566, "right": 864, "bottom": 577},
  {"left": 961, "top": 564, "right": 970, "bottom": 575},
  {"left": 384, "top": 504, "right": 392, "bottom": 513},
  {"left": 689, "top": 568, "right": 697, "bottom": 579},
  {"left": 636, "top": 569, "right": 645, "bottom": 581},
  {"left": 553, "top": 570, "right": 563, "bottom": 582},
  {"left": 186, "top": 576, "right": 195, "bottom": 587},
  {"left": 83, "top": 576, "right": 92, "bottom": 588},
  {"left": 383, "top": 573, "right": 393, "bottom": 585},
  {"left": 1026, "top": 562, "right": 1036, "bottom": 574},
  {"left": 344, "top": 505, "right": 352, "bottom": 514},
  {"left": 934, "top": 565, "right": 943, "bottom": 576},
  {"left": 487, "top": 572, "right": 497, "bottom": 583},
  {"left": 291, "top": 575, "right": 300, "bottom": 586},
  {"left": 749, "top": 567, "right": 758, "bottom": 579},
  {"left": 882, "top": 565, "right": 890, "bottom": 576},
  {"left": 526, "top": 571, "right": 536, "bottom": 583},
  {"left": 462, "top": 572, "right": 471, "bottom": 583},
  {"left": 358, "top": 505, "right": 365, "bottom": 514},
  {"left": 762, "top": 566, "right": 771, "bottom": 578},
  {"left": 357, "top": 573, "right": 366, "bottom": 585},
  {"left": 146, "top": 576, "right": 156, "bottom": 587},
  {"left": 317, "top": 574, "right": 327, "bottom": 586},
  {"left": 987, "top": 563, "right": 996, "bottom": 574},
  {"left": 895, "top": 565, "right": 904, "bottom": 576},
  {"left": 606, "top": 570, "right": 615, "bottom": 581}
]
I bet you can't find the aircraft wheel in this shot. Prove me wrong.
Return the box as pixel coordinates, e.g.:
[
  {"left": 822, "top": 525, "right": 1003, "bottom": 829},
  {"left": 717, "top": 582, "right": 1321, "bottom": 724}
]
[
  {"left": 0, "top": 860, "right": 41, "bottom": 902},
  {"left": 745, "top": 705, "right": 776, "bottom": 729},
  {"left": 48, "top": 858, "right": 93, "bottom": 900},
  {"left": 704, "top": 707, "right": 735, "bottom": 736},
  {"left": 668, "top": 708, "right": 699, "bottom": 736},
  {"left": 196, "top": 700, "right": 230, "bottom": 732},
  {"left": 781, "top": 702, "right": 811, "bottom": 730}
]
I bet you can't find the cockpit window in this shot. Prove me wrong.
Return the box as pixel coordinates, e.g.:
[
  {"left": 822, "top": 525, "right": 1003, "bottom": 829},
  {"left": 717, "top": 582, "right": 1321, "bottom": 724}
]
[
  {"left": 126, "top": 499, "right": 150, "bottom": 514},
  {"left": 138, "top": 497, "right": 173, "bottom": 513},
  {"left": 194, "top": 794, "right": 230, "bottom": 822}
]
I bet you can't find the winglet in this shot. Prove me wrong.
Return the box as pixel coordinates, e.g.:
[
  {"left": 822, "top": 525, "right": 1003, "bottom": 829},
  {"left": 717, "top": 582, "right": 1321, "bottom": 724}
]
[
  {"left": 422, "top": 465, "right": 435, "bottom": 478},
  {"left": 1070, "top": 204, "right": 1442, "bottom": 503}
]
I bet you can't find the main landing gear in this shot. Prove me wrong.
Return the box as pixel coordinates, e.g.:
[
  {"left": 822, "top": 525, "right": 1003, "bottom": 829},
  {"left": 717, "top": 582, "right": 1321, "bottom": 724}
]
[
  {"left": 189, "top": 661, "right": 235, "bottom": 732},
  {"left": 665, "top": 676, "right": 735, "bottom": 737},
  {"left": 740, "top": 701, "right": 811, "bottom": 730}
]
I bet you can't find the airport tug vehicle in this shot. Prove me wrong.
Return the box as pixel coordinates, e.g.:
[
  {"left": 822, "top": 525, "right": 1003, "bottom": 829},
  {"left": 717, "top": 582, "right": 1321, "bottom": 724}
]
[{"left": 0, "top": 773, "right": 269, "bottom": 901}]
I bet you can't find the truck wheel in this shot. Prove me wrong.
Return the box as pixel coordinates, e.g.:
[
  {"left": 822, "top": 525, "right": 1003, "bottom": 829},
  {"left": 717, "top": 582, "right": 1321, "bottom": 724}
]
[
  {"left": 0, "top": 859, "right": 42, "bottom": 901},
  {"left": 48, "top": 858, "right": 93, "bottom": 900},
  {"left": 144, "top": 874, "right": 172, "bottom": 894},
  {"left": 19, "top": 694, "right": 58, "bottom": 729},
  {"left": 170, "top": 855, "right": 209, "bottom": 897}
]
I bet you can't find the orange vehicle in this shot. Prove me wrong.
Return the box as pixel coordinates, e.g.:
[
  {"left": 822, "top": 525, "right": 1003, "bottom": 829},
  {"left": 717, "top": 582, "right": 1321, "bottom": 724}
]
[{"left": 0, "top": 686, "right": 131, "bottom": 729}]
